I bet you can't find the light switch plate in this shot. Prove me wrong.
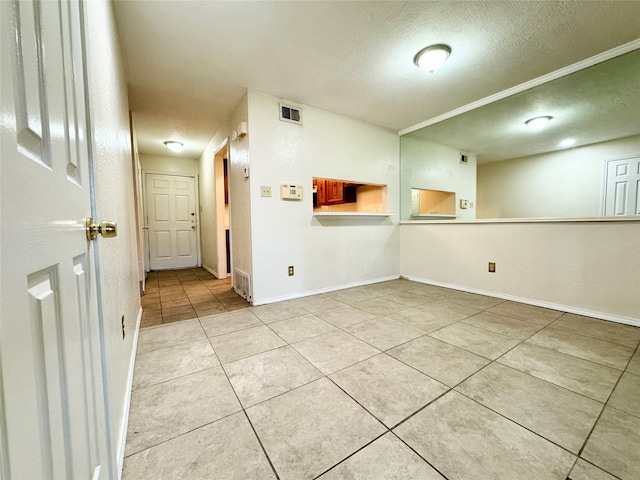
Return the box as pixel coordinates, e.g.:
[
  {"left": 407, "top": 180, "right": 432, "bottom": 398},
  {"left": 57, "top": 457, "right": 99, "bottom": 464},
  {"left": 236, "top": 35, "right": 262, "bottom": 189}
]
[{"left": 260, "top": 186, "right": 271, "bottom": 197}]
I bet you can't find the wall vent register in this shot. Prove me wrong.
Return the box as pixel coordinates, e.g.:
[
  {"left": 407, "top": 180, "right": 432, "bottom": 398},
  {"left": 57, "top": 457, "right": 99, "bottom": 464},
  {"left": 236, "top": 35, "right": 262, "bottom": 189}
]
[{"left": 279, "top": 103, "right": 302, "bottom": 125}]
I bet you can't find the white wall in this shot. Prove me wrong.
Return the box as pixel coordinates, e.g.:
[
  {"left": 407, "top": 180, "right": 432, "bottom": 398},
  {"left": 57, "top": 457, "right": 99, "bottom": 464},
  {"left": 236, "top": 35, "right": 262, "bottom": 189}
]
[
  {"left": 400, "top": 221, "right": 640, "bottom": 324},
  {"left": 140, "top": 153, "right": 199, "bottom": 175},
  {"left": 401, "top": 136, "right": 477, "bottom": 220},
  {"left": 247, "top": 91, "right": 400, "bottom": 304},
  {"left": 85, "top": 0, "right": 141, "bottom": 473},
  {"left": 477, "top": 135, "right": 640, "bottom": 218},
  {"left": 198, "top": 94, "right": 250, "bottom": 279}
]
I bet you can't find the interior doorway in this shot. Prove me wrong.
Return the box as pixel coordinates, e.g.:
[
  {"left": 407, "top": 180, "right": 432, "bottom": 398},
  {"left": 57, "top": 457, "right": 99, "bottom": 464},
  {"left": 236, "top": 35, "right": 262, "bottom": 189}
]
[
  {"left": 214, "top": 143, "right": 231, "bottom": 278},
  {"left": 145, "top": 173, "right": 199, "bottom": 270}
]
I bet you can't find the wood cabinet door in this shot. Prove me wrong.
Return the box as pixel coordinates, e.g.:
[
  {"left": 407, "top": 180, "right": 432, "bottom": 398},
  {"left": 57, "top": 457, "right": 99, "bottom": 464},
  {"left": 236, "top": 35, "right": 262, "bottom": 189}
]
[{"left": 326, "top": 181, "right": 344, "bottom": 204}]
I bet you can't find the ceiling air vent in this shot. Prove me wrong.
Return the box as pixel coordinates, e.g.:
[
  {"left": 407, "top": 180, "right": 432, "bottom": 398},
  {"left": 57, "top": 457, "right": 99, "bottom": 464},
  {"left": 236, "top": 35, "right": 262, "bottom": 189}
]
[{"left": 279, "top": 103, "right": 302, "bottom": 125}]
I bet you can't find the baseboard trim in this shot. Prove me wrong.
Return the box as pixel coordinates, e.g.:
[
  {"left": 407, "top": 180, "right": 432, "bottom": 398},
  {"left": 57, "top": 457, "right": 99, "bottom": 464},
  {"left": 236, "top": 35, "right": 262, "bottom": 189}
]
[
  {"left": 252, "top": 274, "right": 400, "bottom": 306},
  {"left": 401, "top": 275, "right": 640, "bottom": 327},
  {"left": 202, "top": 263, "right": 228, "bottom": 280},
  {"left": 116, "top": 305, "right": 142, "bottom": 479}
]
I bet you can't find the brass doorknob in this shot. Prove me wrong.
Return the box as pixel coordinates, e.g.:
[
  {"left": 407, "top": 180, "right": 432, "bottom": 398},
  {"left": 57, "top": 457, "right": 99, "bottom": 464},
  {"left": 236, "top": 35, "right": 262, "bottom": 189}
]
[{"left": 86, "top": 218, "right": 118, "bottom": 241}]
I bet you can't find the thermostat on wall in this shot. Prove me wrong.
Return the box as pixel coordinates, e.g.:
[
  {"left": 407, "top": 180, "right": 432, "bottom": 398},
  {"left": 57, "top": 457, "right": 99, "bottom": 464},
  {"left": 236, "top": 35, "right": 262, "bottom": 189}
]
[{"left": 281, "top": 184, "right": 303, "bottom": 200}]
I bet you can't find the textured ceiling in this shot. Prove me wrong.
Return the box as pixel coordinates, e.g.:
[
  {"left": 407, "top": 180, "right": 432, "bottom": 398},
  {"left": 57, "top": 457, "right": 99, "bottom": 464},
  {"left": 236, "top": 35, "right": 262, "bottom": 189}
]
[
  {"left": 408, "top": 48, "right": 640, "bottom": 163},
  {"left": 112, "top": 0, "right": 640, "bottom": 158}
]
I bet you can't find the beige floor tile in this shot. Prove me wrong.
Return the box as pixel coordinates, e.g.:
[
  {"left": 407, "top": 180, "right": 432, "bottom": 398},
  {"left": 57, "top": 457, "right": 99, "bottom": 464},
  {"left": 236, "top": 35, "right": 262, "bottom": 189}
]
[
  {"left": 487, "top": 301, "right": 563, "bottom": 324},
  {"left": 225, "top": 345, "right": 323, "bottom": 407},
  {"left": 456, "top": 363, "right": 603, "bottom": 453},
  {"left": 199, "top": 309, "right": 262, "bottom": 337},
  {"left": 291, "top": 295, "right": 346, "bottom": 314},
  {"left": 123, "top": 412, "right": 275, "bottom": 480},
  {"left": 429, "top": 322, "right": 520, "bottom": 360},
  {"left": 125, "top": 367, "right": 241, "bottom": 455},
  {"left": 291, "top": 330, "right": 380, "bottom": 375},
  {"left": 358, "top": 282, "right": 403, "bottom": 297},
  {"left": 386, "top": 307, "right": 463, "bottom": 333},
  {"left": 628, "top": 349, "right": 640, "bottom": 375},
  {"left": 187, "top": 293, "right": 215, "bottom": 304},
  {"left": 319, "top": 433, "right": 444, "bottom": 479},
  {"left": 352, "top": 297, "right": 409, "bottom": 316},
  {"left": 137, "top": 319, "right": 206, "bottom": 354},
  {"left": 140, "top": 315, "right": 162, "bottom": 329},
  {"left": 551, "top": 313, "right": 640, "bottom": 348},
  {"left": 250, "top": 301, "right": 308, "bottom": 323},
  {"left": 329, "top": 354, "right": 448, "bottom": 427},
  {"left": 192, "top": 299, "right": 224, "bottom": 313},
  {"left": 444, "top": 291, "right": 505, "bottom": 310},
  {"left": 382, "top": 291, "right": 433, "bottom": 307},
  {"left": 387, "top": 335, "right": 489, "bottom": 387},
  {"left": 607, "top": 371, "right": 640, "bottom": 418},
  {"left": 209, "top": 325, "right": 286, "bottom": 364},
  {"left": 498, "top": 342, "right": 621, "bottom": 402},
  {"left": 581, "top": 407, "right": 640, "bottom": 479},
  {"left": 326, "top": 287, "right": 378, "bottom": 304},
  {"left": 568, "top": 459, "right": 618, "bottom": 480},
  {"left": 196, "top": 305, "right": 229, "bottom": 317},
  {"left": 314, "top": 304, "right": 377, "bottom": 328},
  {"left": 132, "top": 339, "right": 219, "bottom": 390},
  {"left": 162, "top": 311, "right": 197, "bottom": 323},
  {"left": 406, "top": 283, "right": 453, "bottom": 299},
  {"left": 161, "top": 304, "right": 196, "bottom": 316},
  {"left": 246, "top": 378, "right": 385, "bottom": 480},
  {"left": 527, "top": 327, "right": 634, "bottom": 370},
  {"left": 344, "top": 317, "right": 424, "bottom": 350},
  {"left": 268, "top": 314, "right": 337, "bottom": 343},
  {"left": 461, "top": 311, "right": 544, "bottom": 340},
  {"left": 160, "top": 297, "right": 191, "bottom": 308},
  {"left": 394, "top": 391, "right": 575, "bottom": 480}
]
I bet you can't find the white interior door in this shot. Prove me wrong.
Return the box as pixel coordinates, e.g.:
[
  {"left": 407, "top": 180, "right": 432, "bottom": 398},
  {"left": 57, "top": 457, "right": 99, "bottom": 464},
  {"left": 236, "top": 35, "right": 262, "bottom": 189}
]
[
  {"left": 146, "top": 173, "right": 198, "bottom": 270},
  {"left": 1, "top": 1, "right": 110, "bottom": 479},
  {"left": 604, "top": 156, "right": 640, "bottom": 216}
]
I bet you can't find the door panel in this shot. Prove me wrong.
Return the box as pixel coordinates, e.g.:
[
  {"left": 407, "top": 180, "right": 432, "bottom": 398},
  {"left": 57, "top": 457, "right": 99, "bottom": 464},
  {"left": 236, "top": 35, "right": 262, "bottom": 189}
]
[
  {"left": 146, "top": 173, "right": 198, "bottom": 269},
  {"left": 1, "top": 1, "right": 110, "bottom": 478},
  {"left": 605, "top": 156, "right": 640, "bottom": 216}
]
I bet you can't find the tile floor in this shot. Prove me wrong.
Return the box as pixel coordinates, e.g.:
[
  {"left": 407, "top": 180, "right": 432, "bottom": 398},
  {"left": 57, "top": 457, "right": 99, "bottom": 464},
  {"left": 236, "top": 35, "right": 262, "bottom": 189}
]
[
  {"left": 124, "top": 279, "right": 640, "bottom": 480},
  {"left": 140, "top": 268, "right": 249, "bottom": 328}
]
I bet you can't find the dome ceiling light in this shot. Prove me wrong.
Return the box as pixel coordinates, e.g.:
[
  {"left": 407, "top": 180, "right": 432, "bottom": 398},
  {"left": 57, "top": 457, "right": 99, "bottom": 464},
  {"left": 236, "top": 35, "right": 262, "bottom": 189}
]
[
  {"left": 525, "top": 116, "right": 553, "bottom": 130},
  {"left": 413, "top": 44, "right": 452, "bottom": 73},
  {"left": 164, "top": 140, "right": 184, "bottom": 152}
]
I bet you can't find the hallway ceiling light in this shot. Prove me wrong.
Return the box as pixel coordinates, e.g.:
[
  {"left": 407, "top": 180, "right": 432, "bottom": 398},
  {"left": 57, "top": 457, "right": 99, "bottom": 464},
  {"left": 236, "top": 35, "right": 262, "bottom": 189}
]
[
  {"left": 525, "top": 116, "right": 553, "bottom": 130},
  {"left": 164, "top": 140, "right": 183, "bottom": 152},
  {"left": 559, "top": 138, "right": 576, "bottom": 148},
  {"left": 413, "top": 44, "right": 452, "bottom": 73}
]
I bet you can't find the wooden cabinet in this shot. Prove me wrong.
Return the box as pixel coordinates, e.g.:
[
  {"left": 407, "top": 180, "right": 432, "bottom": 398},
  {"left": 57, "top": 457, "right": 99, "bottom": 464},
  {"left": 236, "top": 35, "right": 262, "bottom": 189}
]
[
  {"left": 314, "top": 179, "right": 359, "bottom": 207},
  {"left": 326, "top": 181, "right": 344, "bottom": 204}
]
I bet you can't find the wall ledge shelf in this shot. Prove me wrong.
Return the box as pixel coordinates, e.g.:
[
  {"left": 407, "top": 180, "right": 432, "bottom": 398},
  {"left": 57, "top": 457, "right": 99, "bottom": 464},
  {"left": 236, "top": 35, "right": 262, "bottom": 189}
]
[
  {"left": 314, "top": 212, "right": 394, "bottom": 217},
  {"left": 411, "top": 214, "right": 457, "bottom": 219},
  {"left": 401, "top": 216, "right": 640, "bottom": 225}
]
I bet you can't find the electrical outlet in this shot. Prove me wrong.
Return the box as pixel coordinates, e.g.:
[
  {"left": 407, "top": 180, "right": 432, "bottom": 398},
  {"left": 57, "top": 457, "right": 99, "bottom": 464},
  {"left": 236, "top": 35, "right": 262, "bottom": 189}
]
[
  {"left": 460, "top": 199, "right": 469, "bottom": 209},
  {"left": 121, "top": 315, "right": 126, "bottom": 339},
  {"left": 288, "top": 265, "right": 294, "bottom": 276},
  {"left": 488, "top": 262, "right": 496, "bottom": 273},
  {"left": 260, "top": 186, "right": 271, "bottom": 197}
]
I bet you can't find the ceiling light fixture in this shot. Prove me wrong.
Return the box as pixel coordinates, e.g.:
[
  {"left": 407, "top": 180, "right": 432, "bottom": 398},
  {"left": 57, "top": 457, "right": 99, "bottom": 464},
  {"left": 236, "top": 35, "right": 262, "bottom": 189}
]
[
  {"left": 525, "top": 116, "right": 553, "bottom": 130},
  {"left": 559, "top": 138, "right": 576, "bottom": 148},
  {"left": 164, "top": 140, "right": 183, "bottom": 152},
  {"left": 413, "top": 44, "right": 452, "bottom": 73}
]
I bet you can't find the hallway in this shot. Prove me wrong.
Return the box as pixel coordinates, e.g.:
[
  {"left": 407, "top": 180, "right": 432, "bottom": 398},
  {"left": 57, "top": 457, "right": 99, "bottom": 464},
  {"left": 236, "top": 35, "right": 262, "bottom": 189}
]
[
  {"left": 124, "top": 279, "right": 640, "bottom": 479},
  {"left": 141, "top": 269, "right": 248, "bottom": 327}
]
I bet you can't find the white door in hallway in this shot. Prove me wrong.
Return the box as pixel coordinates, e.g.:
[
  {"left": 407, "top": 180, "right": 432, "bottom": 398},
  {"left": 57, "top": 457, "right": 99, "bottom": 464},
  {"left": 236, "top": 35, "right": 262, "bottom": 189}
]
[
  {"left": 0, "top": 0, "right": 111, "bottom": 479},
  {"left": 604, "top": 156, "right": 640, "bottom": 216},
  {"left": 146, "top": 173, "right": 199, "bottom": 269}
]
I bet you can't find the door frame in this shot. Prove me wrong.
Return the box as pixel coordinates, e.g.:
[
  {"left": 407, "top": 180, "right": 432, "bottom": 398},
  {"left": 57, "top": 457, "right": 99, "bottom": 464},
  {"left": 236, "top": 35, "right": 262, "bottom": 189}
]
[
  {"left": 142, "top": 170, "right": 202, "bottom": 271},
  {"left": 214, "top": 139, "right": 232, "bottom": 279}
]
